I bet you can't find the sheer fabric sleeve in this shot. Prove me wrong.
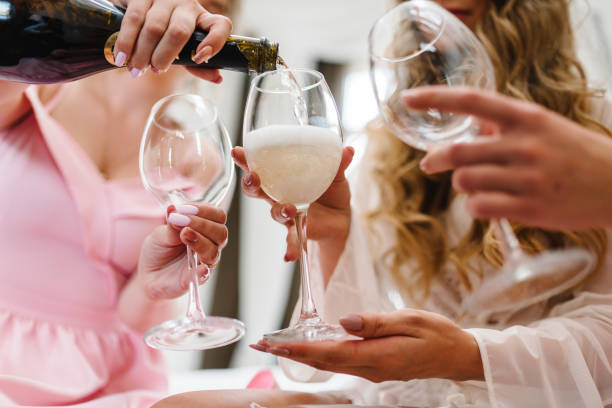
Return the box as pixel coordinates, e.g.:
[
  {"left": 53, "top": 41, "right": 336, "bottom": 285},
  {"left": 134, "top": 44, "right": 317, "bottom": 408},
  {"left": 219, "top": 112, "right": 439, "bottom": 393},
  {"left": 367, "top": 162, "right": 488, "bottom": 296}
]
[{"left": 465, "top": 290, "right": 612, "bottom": 408}]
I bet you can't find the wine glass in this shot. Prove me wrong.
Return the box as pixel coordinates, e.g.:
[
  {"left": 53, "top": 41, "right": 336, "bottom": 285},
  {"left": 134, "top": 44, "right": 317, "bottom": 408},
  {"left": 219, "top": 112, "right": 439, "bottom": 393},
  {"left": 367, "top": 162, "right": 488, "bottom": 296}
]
[
  {"left": 243, "top": 68, "right": 346, "bottom": 342},
  {"left": 139, "top": 93, "right": 245, "bottom": 350},
  {"left": 369, "top": 0, "right": 594, "bottom": 313}
]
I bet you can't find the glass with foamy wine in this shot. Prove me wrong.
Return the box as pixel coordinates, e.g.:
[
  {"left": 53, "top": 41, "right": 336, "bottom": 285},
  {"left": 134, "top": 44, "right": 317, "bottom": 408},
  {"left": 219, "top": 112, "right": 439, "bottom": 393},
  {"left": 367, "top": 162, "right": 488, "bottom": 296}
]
[{"left": 243, "top": 69, "right": 346, "bottom": 342}]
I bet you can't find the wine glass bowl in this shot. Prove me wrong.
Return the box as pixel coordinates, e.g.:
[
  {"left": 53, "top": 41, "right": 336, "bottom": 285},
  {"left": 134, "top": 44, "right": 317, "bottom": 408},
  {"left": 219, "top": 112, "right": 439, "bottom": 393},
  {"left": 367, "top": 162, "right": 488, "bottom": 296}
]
[
  {"left": 369, "top": 0, "right": 496, "bottom": 150},
  {"left": 141, "top": 94, "right": 234, "bottom": 207},
  {"left": 244, "top": 70, "right": 342, "bottom": 211},
  {"left": 243, "top": 69, "right": 346, "bottom": 342},
  {"left": 368, "top": 0, "right": 595, "bottom": 314},
  {"left": 463, "top": 247, "right": 595, "bottom": 313},
  {"left": 140, "top": 94, "right": 244, "bottom": 351}
]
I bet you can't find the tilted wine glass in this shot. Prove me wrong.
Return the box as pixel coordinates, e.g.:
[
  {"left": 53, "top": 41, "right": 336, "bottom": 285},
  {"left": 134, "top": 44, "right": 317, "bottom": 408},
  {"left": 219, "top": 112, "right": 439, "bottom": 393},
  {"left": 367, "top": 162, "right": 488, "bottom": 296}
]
[
  {"left": 243, "top": 69, "right": 346, "bottom": 342},
  {"left": 140, "top": 94, "right": 245, "bottom": 350},
  {"left": 369, "top": 0, "right": 594, "bottom": 313}
]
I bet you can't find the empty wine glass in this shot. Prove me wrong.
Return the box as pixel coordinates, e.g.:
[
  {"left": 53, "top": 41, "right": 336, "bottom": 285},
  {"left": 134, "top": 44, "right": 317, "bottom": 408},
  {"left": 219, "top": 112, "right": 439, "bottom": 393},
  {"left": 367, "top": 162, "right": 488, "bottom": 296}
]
[
  {"left": 140, "top": 93, "right": 245, "bottom": 350},
  {"left": 369, "top": 0, "right": 594, "bottom": 313},
  {"left": 243, "top": 69, "right": 346, "bottom": 342}
]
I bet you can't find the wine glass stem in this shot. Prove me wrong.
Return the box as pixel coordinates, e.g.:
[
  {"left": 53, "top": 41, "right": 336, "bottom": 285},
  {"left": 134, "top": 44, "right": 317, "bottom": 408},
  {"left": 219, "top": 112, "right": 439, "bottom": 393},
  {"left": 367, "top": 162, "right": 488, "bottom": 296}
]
[
  {"left": 295, "top": 209, "right": 320, "bottom": 323},
  {"left": 185, "top": 246, "right": 206, "bottom": 320},
  {"left": 492, "top": 218, "right": 524, "bottom": 262}
]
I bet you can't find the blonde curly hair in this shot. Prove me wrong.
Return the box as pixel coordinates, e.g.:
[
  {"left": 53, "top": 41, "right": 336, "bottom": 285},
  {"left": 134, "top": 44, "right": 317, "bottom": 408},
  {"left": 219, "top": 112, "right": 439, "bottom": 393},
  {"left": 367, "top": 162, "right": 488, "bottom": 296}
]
[{"left": 368, "top": 0, "right": 611, "bottom": 305}]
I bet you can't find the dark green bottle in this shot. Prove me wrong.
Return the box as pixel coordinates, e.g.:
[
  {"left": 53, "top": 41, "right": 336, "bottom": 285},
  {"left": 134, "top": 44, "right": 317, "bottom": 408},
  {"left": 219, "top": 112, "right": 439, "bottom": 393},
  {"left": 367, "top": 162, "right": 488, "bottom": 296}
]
[{"left": 0, "top": 0, "right": 279, "bottom": 84}]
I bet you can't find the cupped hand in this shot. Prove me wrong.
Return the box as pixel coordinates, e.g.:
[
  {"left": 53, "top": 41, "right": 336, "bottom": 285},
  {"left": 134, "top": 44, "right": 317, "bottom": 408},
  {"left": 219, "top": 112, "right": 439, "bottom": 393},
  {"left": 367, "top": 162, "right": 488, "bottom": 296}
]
[
  {"left": 137, "top": 203, "right": 228, "bottom": 300},
  {"left": 251, "top": 309, "right": 484, "bottom": 383},
  {"left": 231, "top": 146, "right": 354, "bottom": 281},
  {"left": 113, "top": 0, "right": 232, "bottom": 82},
  {"left": 410, "top": 86, "right": 612, "bottom": 230}
]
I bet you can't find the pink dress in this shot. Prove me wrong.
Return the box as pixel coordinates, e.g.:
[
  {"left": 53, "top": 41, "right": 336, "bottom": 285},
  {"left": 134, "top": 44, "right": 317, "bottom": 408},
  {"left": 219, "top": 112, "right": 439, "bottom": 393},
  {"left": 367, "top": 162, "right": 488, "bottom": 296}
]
[{"left": 0, "top": 86, "right": 168, "bottom": 407}]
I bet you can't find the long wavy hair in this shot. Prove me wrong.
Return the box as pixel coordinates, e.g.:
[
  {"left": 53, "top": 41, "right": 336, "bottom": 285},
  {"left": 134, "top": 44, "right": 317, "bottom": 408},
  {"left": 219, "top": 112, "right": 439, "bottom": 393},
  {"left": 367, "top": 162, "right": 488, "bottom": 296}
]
[{"left": 368, "top": 0, "right": 611, "bottom": 305}]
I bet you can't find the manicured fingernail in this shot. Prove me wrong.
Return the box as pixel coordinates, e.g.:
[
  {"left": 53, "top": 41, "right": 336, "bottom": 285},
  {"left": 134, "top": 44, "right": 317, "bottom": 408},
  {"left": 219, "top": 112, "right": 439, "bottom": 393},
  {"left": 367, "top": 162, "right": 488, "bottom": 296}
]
[
  {"left": 176, "top": 204, "right": 199, "bottom": 215},
  {"left": 213, "top": 75, "right": 223, "bottom": 84},
  {"left": 115, "top": 51, "right": 127, "bottom": 67},
  {"left": 401, "top": 89, "right": 417, "bottom": 100},
  {"left": 249, "top": 344, "right": 267, "bottom": 352},
  {"left": 130, "top": 67, "right": 142, "bottom": 78},
  {"left": 151, "top": 66, "right": 160, "bottom": 74},
  {"left": 193, "top": 45, "right": 213, "bottom": 64},
  {"left": 199, "top": 268, "right": 210, "bottom": 283},
  {"left": 168, "top": 213, "right": 191, "bottom": 227},
  {"left": 244, "top": 174, "right": 253, "bottom": 186},
  {"left": 339, "top": 315, "right": 363, "bottom": 331},
  {"left": 284, "top": 254, "right": 290, "bottom": 262},
  {"left": 419, "top": 159, "right": 430, "bottom": 172},
  {"left": 281, "top": 208, "right": 289, "bottom": 219},
  {"left": 268, "top": 347, "right": 290, "bottom": 357}
]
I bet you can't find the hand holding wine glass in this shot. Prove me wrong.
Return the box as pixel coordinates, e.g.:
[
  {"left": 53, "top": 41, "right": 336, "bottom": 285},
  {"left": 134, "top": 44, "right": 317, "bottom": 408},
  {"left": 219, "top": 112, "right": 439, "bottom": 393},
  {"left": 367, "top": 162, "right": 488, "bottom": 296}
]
[
  {"left": 411, "top": 86, "right": 612, "bottom": 231},
  {"left": 240, "top": 68, "right": 348, "bottom": 342},
  {"left": 139, "top": 93, "right": 244, "bottom": 350},
  {"left": 368, "top": 0, "right": 594, "bottom": 313},
  {"left": 232, "top": 145, "right": 354, "bottom": 284}
]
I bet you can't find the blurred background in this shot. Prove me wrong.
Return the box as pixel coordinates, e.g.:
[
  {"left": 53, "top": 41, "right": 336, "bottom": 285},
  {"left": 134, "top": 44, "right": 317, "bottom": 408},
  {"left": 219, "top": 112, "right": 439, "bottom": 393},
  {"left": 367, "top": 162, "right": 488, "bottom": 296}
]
[{"left": 165, "top": 0, "right": 612, "bottom": 387}]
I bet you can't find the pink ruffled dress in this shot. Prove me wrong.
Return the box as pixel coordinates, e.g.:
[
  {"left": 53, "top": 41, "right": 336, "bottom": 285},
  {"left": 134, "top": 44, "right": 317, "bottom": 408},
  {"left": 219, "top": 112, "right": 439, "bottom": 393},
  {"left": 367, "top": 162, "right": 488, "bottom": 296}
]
[{"left": 0, "top": 86, "right": 167, "bottom": 407}]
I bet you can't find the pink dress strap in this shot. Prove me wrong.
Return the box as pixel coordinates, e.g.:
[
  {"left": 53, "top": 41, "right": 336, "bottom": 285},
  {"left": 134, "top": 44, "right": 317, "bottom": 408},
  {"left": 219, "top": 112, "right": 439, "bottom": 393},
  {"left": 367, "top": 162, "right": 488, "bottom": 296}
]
[{"left": 24, "top": 86, "right": 112, "bottom": 263}]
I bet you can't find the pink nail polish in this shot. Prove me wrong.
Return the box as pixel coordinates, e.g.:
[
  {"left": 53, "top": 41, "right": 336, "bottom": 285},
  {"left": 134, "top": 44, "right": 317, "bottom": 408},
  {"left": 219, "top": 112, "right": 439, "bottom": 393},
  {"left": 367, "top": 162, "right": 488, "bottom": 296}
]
[
  {"left": 249, "top": 344, "right": 267, "bottom": 352},
  {"left": 129, "top": 67, "right": 141, "bottom": 78},
  {"left": 419, "top": 160, "right": 430, "bottom": 172},
  {"left": 197, "top": 45, "right": 213, "bottom": 63},
  {"left": 168, "top": 213, "right": 191, "bottom": 227},
  {"left": 339, "top": 315, "right": 363, "bottom": 331},
  {"left": 176, "top": 204, "right": 199, "bottom": 215},
  {"left": 115, "top": 51, "right": 127, "bottom": 67},
  {"left": 269, "top": 347, "right": 290, "bottom": 357}
]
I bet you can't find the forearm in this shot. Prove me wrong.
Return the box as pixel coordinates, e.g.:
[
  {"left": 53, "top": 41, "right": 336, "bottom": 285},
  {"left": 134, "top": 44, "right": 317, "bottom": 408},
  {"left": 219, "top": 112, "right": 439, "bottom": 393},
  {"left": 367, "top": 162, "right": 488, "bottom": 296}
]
[
  {"left": 0, "top": 81, "right": 30, "bottom": 130},
  {"left": 117, "top": 272, "right": 179, "bottom": 333},
  {"left": 317, "top": 237, "right": 349, "bottom": 289},
  {"left": 152, "top": 389, "right": 351, "bottom": 408},
  {"left": 450, "top": 330, "right": 484, "bottom": 381}
]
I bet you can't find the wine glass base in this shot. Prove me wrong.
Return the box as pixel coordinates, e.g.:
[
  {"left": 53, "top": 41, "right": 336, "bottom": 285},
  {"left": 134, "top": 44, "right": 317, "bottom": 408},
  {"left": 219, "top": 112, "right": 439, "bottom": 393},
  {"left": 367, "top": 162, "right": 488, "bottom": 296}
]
[
  {"left": 463, "top": 248, "right": 595, "bottom": 314},
  {"left": 263, "top": 322, "right": 347, "bottom": 343},
  {"left": 144, "top": 316, "right": 245, "bottom": 351}
]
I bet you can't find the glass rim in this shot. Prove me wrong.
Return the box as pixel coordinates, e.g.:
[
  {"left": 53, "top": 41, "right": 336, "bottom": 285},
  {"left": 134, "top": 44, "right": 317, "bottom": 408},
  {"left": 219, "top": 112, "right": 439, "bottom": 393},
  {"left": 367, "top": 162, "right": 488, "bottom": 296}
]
[
  {"left": 251, "top": 68, "right": 325, "bottom": 94},
  {"left": 150, "top": 93, "right": 219, "bottom": 134},
  {"left": 368, "top": 1, "right": 447, "bottom": 64}
]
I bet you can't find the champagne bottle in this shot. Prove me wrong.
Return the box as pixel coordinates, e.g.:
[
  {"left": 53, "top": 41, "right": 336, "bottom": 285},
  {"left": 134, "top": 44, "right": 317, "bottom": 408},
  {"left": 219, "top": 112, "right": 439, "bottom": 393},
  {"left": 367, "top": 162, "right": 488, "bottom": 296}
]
[{"left": 0, "top": 0, "right": 279, "bottom": 84}]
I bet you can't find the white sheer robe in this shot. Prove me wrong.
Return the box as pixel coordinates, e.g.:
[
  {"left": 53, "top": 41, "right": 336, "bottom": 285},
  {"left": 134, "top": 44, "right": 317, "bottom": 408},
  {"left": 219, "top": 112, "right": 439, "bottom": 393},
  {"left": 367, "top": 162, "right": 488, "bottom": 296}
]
[{"left": 280, "top": 96, "right": 612, "bottom": 408}]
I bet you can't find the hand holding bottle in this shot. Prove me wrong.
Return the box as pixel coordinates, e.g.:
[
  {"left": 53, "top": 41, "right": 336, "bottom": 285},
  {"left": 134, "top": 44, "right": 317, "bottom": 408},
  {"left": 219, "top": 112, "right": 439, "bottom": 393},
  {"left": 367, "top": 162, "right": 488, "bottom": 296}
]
[{"left": 112, "top": 0, "right": 232, "bottom": 81}]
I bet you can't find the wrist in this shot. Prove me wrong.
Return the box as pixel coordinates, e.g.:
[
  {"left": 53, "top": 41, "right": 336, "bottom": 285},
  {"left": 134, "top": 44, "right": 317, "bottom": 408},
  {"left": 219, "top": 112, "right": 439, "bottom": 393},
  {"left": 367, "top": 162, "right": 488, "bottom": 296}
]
[{"left": 452, "top": 330, "right": 484, "bottom": 381}]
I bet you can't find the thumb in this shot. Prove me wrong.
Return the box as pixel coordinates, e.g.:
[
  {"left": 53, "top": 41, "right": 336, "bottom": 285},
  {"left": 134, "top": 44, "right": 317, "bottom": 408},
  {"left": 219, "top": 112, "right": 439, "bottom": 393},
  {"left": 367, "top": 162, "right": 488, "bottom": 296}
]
[
  {"left": 339, "top": 310, "right": 424, "bottom": 339},
  {"left": 333, "top": 146, "right": 355, "bottom": 183}
]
